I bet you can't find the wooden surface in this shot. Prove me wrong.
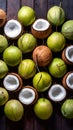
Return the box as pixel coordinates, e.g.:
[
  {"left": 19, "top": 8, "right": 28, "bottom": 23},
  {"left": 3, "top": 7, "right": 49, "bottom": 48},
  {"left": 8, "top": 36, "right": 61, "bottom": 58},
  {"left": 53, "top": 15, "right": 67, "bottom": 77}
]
[{"left": 0, "top": 0, "right": 73, "bottom": 130}]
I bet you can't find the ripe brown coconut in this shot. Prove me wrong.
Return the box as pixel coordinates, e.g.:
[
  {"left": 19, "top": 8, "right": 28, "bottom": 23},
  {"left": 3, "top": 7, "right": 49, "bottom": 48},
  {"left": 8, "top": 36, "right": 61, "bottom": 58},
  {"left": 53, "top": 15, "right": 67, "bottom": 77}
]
[
  {"left": 18, "top": 85, "right": 38, "bottom": 106},
  {"left": 62, "top": 71, "right": 73, "bottom": 90},
  {"left": 0, "top": 9, "right": 7, "bottom": 27},
  {"left": 3, "top": 72, "right": 23, "bottom": 92},
  {"left": 31, "top": 18, "right": 52, "bottom": 39},
  {"left": 32, "top": 45, "right": 53, "bottom": 67},
  {"left": 62, "top": 45, "right": 73, "bottom": 65}
]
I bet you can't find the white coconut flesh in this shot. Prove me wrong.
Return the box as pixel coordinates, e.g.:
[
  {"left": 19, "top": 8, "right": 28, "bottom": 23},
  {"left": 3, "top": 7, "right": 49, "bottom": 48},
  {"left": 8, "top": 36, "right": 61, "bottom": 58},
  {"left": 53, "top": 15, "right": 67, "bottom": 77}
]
[
  {"left": 18, "top": 88, "right": 35, "bottom": 105},
  {"left": 4, "top": 19, "right": 22, "bottom": 38},
  {"left": 65, "top": 46, "right": 73, "bottom": 63},
  {"left": 32, "top": 19, "right": 50, "bottom": 31},
  {"left": 66, "top": 73, "right": 73, "bottom": 89},
  {"left": 48, "top": 84, "right": 66, "bottom": 102},
  {"left": 3, "top": 74, "right": 20, "bottom": 91}
]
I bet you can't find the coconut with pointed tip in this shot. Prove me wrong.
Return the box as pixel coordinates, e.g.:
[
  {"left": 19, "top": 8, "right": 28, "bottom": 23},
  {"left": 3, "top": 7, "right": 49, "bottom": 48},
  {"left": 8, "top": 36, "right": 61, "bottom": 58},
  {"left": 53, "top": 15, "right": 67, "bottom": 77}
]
[
  {"left": 4, "top": 19, "right": 23, "bottom": 39},
  {"left": 18, "top": 86, "right": 38, "bottom": 105},
  {"left": 62, "top": 45, "right": 73, "bottom": 65},
  {"left": 31, "top": 18, "right": 52, "bottom": 39},
  {"left": 32, "top": 45, "right": 52, "bottom": 66},
  {"left": 3, "top": 72, "right": 23, "bottom": 92},
  {"left": 48, "top": 84, "right": 66, "bottom": 102},
  {"left": 62, "top": 71, "right": 73, "bottom": 90},
  {"left": 0, "top": 9, "right": 7, "bottom": 27}
]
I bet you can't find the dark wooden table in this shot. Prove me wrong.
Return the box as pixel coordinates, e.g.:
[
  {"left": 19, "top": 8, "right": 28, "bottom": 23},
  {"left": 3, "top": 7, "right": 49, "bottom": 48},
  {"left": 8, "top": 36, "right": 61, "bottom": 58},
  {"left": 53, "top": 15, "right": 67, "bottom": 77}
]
[{"left": 0, "top": 0, "right": 73, "bottom": 130}]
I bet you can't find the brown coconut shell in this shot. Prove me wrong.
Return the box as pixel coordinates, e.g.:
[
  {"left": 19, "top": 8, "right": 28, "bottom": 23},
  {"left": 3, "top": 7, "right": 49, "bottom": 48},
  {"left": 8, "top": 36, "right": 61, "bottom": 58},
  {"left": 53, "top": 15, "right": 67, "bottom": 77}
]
[
  {"left": 32, "top": 45, "right": 53, "bottom": 66},
  {"left": 4, "top": 72, "right": 23, "bottom": 92},
  {"left": 31, "top": 19, "right": 52, "bottom": 39},
  {"left": 62, "top": 71, "right": 73, "bottom": 90},
  {"left": 19, "top": 85, "right": 38, "bottom": 106},
  {"left": 0, "top": 9, "right": 7, "bottom": 27},
  {"left": 62, "top": 46, "right": 73, "bottom": 65}
]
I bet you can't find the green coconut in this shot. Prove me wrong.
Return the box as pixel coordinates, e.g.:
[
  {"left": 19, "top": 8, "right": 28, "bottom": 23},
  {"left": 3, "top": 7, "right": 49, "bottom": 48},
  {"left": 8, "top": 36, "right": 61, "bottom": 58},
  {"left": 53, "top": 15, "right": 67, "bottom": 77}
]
[
  {"left": 47, "top": 6, "right": 65, "bottom": 26},
  {"left": 61, "top": 20, "right": 73, "bottom": 40}
]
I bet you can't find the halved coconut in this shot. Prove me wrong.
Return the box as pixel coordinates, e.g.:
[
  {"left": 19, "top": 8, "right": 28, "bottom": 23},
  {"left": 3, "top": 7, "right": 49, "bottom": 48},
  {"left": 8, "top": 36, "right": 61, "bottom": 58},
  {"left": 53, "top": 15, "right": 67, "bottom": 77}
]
[
  {"left": 3, "top": 72, "right": 23, "bottom": 92},
  {"left": 62, "top": 71, "right": 73, "bottom": 90},
  {"left": 18, "top": 86, "right": 38, "bottom": 105},
  {"left": 62, "top": 45, "right": 73, "bottom": 65},
  {"left": 0, "top": 9, "right": 7, "bottom": 27},
  {"left": 4, "top": 19, "right": 23, "bottom": 39},
  {"left": 31, "top": 18, "right": 52, "bottom": 39},
  {"left": 48, "top": 84, "right": 66, "bottom": 102}
]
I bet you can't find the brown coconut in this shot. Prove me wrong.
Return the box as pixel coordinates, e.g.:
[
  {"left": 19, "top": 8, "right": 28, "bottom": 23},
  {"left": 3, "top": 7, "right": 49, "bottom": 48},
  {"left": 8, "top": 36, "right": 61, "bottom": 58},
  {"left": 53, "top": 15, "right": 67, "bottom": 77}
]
[
  {"left": 32, "top": 45, "right": 53, "bottom": 66},
  {"left": 0, "top": 9, "right": 7, "bottom": 27}
]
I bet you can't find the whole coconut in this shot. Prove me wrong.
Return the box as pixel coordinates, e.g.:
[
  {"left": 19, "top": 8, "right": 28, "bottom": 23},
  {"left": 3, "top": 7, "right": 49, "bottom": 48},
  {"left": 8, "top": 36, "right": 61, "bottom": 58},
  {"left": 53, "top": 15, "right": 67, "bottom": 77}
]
[
  {"left": 47, "top": 6, "right": 65, "bottom": 26},
  {"left": 4, "top": 99, "right": 24, "bottom": 121},
  {"left": 32, "top": 45, "right": 52, "bottom": 66},
  {"left": 0, "top": 9, "right": 7, "bottom": 27},
  {"left": 61, "top": 20, "right": 73, "bottom": 40}
]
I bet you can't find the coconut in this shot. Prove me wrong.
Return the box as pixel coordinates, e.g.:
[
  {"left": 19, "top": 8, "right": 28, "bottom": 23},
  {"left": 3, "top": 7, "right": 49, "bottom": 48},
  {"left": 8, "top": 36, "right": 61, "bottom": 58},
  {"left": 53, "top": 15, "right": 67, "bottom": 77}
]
[
  {"left": 4, "top": 19, "right": 23, "bottom": 39},
  {"left": 32, "top": 45, "right": 52, "bottom": 66},
  {"left": 31, "top": 18, "right": 52, "bottom": 39},
  {"left": 62, "top": 71, "right": 73, "bottom": 90},
  {"left": 0, "top": 9, "right": 7, "bottom": 27},
  {"left": 3, "top": 72, "right": 23, "bottom": 92},
  {"left": 48, "top": 84, "right": 66, "bottom": 102},
  {"left": 61, "top": 20, "right": 73, "bottom": 40},
  {"left": 18, "top": 86, "right": 38, "bottom": 105},
  {"left": 47, "top": 6, "right": 65, "bottom": 26},
  {"left": 62, "top": 45, "right": 73, "bottom": 65}
]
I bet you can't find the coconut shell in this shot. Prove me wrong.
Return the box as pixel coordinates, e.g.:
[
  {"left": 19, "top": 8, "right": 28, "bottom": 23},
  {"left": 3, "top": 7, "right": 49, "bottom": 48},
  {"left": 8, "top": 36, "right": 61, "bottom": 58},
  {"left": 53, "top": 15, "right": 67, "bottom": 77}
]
[
  {"left": 62, "top": 47, "right": 73, "bottom": 65},
  {"left": 62, "top": 71, "right": 73, "bottom": 90},
  {"left": 31, "top": 20, "right": 52, "bottom": 39},
  {"left": 32, "top": 45, "right": 53, "bottom": 66},
  {"left": 19, "top": 85, "right": 38, "bottom": 106},
  {"left": 4, "top": 72, "right": 23, "bottom": 92},
  {"left": 0, "top": 9, "right": 7, "bottom": 27}
]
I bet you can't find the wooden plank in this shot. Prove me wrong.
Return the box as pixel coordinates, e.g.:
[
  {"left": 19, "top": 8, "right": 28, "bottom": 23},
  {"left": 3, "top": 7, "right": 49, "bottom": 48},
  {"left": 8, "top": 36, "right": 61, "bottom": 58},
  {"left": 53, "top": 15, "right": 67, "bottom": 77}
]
[
  {"left": 23, "top": 107, "right": 34, "bottom": 130},
  {"left": 7, "top": 0, "right": 20, "bottom": 20},
  {"left": 33, "top": 116, "right": 54, "bottom": 130},
  {"left": 34, "top": 0, "right": 48, "bottom": 19},
  {"left": 0, "top": 0, "right": 7, "bottom": 11},
  {"left": 21, "top": 0, "right": 34, "bottom": 8}
]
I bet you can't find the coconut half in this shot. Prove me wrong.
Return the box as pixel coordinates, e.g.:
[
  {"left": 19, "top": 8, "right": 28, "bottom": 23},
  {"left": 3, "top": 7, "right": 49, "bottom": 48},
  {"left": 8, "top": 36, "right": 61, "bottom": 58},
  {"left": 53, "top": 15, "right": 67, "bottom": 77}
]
[
  {"left": 18, "top": 86, "right": 38, "bottom": 105},
  {"left": 62, "top": 71, "right": 73, "bottom": 90},
  {"left": 31, "top": 18, "right": 52, "bottom": 39},
  {"left": 62, "top": 45, "right": 73, "bottom": 65},
  {"left": 0, "top": 9, "right": 7, "bottom": 27},
  {"left": 48, "top": 84, "right": 66, "bottom": 102},
  {"left": 4, "top": 19, "right": 23, "bottom": 39},
  {"left": 3, "top": 73, "right": 23, "bottom": 92}
]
